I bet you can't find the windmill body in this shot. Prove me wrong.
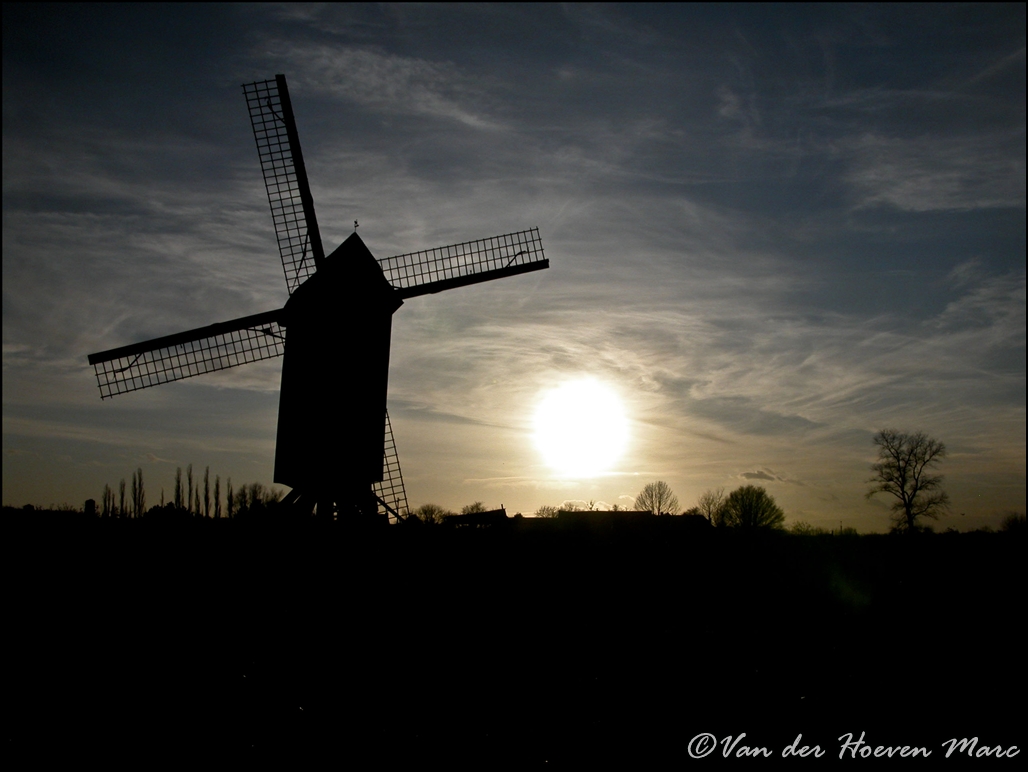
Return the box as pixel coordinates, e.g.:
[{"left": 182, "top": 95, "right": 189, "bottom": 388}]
[
  {"left": 275, "top": 232, "right": 401, "bottom": 512},
  {"left": 88, "top": 75, "right": 548, "bottom": 520}
]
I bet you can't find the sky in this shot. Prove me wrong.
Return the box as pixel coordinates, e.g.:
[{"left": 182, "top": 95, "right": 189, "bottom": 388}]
[{"left": 3, "top": 4, "right": 1024, "bottom": 531}]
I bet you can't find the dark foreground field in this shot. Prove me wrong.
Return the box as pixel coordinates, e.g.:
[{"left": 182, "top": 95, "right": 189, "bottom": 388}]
[{"left": 6, "top": 516, "right": 1024, "bottom": 764}]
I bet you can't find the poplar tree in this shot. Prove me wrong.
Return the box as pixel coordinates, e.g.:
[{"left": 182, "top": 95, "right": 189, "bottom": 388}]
[
  {"left": 101, "top": 484, "right": 114, "bottom": 518},
  {"left": 131, "top": 472, "right": 139, "bottom": 518},
  {"left": 134, "top": 467, "right": 145, "bottom": 517}
]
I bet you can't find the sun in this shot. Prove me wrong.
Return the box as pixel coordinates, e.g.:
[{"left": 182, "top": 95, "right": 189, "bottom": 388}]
[{"left": 533, "top": 378, "right": 629, "bottom": 477}]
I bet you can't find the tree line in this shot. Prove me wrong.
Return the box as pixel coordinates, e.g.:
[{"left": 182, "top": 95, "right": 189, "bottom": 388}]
[
  {"left": 618, "top": 429, "right": 957, "bottom": 533},
  {"left": 615, "top": 480, "right": 789, "bottom": 531},
  {"left": 408, "top": 500, "right": 495, "bottom": 525},
  {"left": 517, "top": 428, "right": 1021, "bottom": 535},
  {"left": 19, "top": 428, "right": 1024, "bottom": 534},
  {"left": 96, "top": 464, "right": 281, "bottom": 520}
]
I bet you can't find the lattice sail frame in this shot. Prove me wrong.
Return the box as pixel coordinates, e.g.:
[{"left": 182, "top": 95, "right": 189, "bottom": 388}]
[
  {"left": 88, "top": 312, "right": 285, "bottom": 399},
  {"left": 243, "top": 77, "right": 323, "bottom": 295},
  {"left": 380, "top": 227, "right": 546, "bottom": 298},
  {"left": 373, "top": 409, "right": 409, "bottom": 523}
]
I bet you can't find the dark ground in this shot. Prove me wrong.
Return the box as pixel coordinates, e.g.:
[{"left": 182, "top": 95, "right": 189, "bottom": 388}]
[{"left": 5, "top": 515, "right": 1024, "bottom": 764}]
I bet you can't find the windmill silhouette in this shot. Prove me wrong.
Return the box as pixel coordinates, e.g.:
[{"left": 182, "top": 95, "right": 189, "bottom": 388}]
[{"left": 87, "top": 75, "right": 548, "bottom": 522}]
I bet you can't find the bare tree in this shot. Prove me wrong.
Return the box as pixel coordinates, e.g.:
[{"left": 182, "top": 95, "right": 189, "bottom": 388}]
[
  {"left": 634, "top": 481, "right": 680, "bottom": 515},
  {"left": 187, "top": 464, "right": 194, "bottom": 516},
  {"left": 226, "top": 478, "right": 234, "bottom": 518},
  {"left": 867, "top": 429, "right": 949, "bottom": 533},
  {"left": 231, "top": 482, "right": 282, "bottom": 519},
  {"left": 250, "top": 482, "right": 281, "bottom": 507},
  {"left": 721, "top": 485, "right": 785, "bottom": 530},
  {"left": 214, "top": 476, "right": 221, "bottom": 519},
  {"left": 697, "top": 488, "right": 726, "bottom": 526},
  {"left": 118, "top": 479, "right": 126, "bottom": 519},
  {"left": 234, "top": 484, "right": 249, "bottom": 514},
  {"left": 413, "top": 503, "right": 450, "bottom": 524},
  {"left": 461, "top": 501, "right": 487, "bottom": 514},
  {"left": 535, "top": 505, "right": 559, "bottom": 518},
  {"left": 1000, "top": 512, "right": 1025, "bottom": 534},
  {"left": 203, "top": 466, "right": 211, "bottom": 519}
]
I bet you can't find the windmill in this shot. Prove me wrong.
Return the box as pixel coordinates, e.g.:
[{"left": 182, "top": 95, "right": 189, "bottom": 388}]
[{"left": 87, "top": 75, "right": 548, "bottom": 522}]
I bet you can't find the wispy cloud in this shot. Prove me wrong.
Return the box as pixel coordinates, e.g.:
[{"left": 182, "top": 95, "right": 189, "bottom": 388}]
[
  {"left": 271, "top": 43, "right": 501, "bottom": 129},
  {"left": 845, "top": 132, "right": 1025, "bottom": 212},
  {"left": 740, "top": 467, "right": 804, "bottom": 486}
]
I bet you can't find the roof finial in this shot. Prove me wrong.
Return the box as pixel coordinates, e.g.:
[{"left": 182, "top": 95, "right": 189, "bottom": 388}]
[{"left": 354, "top": 219, "right": 359, "bottom": 232}]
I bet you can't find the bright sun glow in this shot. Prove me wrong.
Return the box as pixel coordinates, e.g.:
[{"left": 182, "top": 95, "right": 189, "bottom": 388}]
[{"left": 533, "top": 378, "right": 629, "bottom": 477}]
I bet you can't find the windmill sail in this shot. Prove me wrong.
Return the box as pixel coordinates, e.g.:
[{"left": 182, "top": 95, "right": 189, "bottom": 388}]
[
  {"left": 88, "top": 310, "right": 285, "bottom": 399},
  {"left": 373, "top": 409, "right": 409, "bottom": 522},
  {"left": 243, "top": 75, "right": 325, "bottom": 294},
  {"left": 379, "top": 227, "right": 547, "bottom": 299}
]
